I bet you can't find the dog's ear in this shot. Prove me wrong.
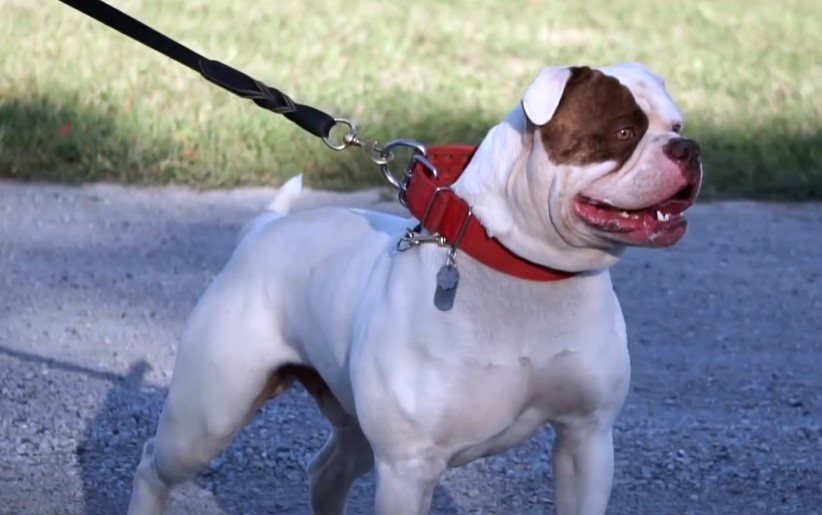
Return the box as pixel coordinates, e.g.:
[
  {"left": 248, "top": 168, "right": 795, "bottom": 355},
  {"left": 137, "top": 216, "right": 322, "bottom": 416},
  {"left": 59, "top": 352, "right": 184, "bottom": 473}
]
[{"left": 520, "top": 66, "right": 573, "bottom": 126}]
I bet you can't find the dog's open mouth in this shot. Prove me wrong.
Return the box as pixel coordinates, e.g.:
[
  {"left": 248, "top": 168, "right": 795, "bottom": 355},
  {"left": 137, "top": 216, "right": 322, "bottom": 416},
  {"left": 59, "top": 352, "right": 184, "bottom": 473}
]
[{"left": 573, "top": 184, "right": 698, "bottom": 245}]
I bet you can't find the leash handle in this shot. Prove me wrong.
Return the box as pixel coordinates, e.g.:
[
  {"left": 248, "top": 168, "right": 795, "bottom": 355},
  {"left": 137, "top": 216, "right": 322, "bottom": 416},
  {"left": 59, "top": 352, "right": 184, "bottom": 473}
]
[{"left": 57, "top": 0, "right": 336, "bottom": 138}]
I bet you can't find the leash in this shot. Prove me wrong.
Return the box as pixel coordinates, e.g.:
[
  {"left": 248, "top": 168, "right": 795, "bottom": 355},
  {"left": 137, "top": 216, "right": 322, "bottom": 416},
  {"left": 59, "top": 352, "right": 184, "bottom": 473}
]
[
  {"left": 58, "top": 0, "right": 330, "bottom": 137},
  {"left": 56, "top": 0, "right": 402, "bottom": 166},
  {"left": 54, "top": 0, "right": 444, "bottom": 211},
  {"left": 57, "top": 0, "right": 575, "bottom": 311}
]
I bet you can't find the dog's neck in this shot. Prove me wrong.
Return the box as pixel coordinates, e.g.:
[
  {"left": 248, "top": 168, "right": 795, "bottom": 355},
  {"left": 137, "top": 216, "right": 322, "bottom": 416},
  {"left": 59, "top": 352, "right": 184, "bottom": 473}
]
[
  {"left": 450, "top": 107, "right": 525, "bottom": 238},
  {"left": 451, "top": 106, "right": 622, "bottom": 274}
]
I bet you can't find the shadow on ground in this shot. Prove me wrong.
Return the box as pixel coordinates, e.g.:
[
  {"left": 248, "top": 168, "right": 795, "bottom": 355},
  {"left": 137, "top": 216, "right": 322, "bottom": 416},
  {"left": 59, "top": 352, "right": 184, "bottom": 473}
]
[
  {"left": 1, "top": 93, "right": 821, "bottom": 200},
  {"left": 0, "top": 347, "right": 464, "bottom": 515},
  {"left": 0, "top": 95, "right": 180, "bottom": 185},
  {"left": 0, "top": 193, "right": 464, "bottom": 514}
]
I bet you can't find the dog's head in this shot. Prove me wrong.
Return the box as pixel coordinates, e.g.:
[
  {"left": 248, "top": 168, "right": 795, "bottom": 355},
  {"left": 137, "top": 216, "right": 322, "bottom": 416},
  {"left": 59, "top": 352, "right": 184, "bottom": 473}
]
[{"left": 453, "top": 62, "right": 702, "bottom": 273}]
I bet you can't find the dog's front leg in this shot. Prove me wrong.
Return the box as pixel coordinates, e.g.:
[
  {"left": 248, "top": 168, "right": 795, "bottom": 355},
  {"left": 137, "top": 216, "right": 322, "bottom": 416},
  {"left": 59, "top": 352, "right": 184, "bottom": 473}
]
[
  {"left": 552, "top": 430, "right": 579, "bottom": 515},
  {"left": 373, "top": 456, "right": 445, "bottom": 515},
  {"left": 552, "top": 423, "right": 615, "bottom": 515}
]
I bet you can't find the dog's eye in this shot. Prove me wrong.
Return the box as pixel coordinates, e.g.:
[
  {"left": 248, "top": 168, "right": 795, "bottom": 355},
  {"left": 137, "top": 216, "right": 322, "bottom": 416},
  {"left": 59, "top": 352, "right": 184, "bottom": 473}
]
[
  {"left": 615, "top": 127, "right": 635, "bottom": 141},
  {"left": 672, "top": 123, "right": 683, "bottom": 133}
]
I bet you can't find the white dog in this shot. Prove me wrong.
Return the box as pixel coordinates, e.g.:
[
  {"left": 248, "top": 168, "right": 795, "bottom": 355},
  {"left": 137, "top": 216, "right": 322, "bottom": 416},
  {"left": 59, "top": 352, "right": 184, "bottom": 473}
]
[{"left": 127, "top": 62, "right": 702, "bottom": 515}]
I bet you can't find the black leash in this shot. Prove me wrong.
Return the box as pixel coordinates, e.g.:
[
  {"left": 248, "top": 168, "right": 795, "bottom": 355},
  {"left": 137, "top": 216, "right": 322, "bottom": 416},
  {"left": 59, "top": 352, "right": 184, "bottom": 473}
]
[
  {"left": 56, "top": 0, "right": 435, "bottom": 200},
  {"left": 57, "top": 0, "right": 336, "bottom": 139}
]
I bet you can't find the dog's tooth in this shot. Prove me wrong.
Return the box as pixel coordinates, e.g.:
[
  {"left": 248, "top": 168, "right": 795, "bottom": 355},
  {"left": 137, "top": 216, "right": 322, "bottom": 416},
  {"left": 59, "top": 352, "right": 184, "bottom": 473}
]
[
  {"left": 656, "top": 210, "right": 664, "bottom": 221},
  {"left": 619, "top": 211, "right": 630, "bottom": 218}
]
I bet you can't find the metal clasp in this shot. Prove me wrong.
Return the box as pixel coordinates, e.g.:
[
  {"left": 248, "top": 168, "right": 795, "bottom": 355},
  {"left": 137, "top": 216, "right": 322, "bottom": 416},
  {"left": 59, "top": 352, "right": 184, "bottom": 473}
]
[
  {"left": 322, "top": 118, "right": 394, "bottom": 165},
  {"left": 321, "top": 118, "right": 435, "bottom": 203},
  {"left": 396, "top": 230, "right": 447, "bottom": 252},
  {"left": 396, "top": 191, "right": 473, "bottom": 258},
  {"left": 395, "top": 185, "right": 450, "bottom": 252},
  {"left": 377, "top": 139, "right": 428, "bottom": 187}
]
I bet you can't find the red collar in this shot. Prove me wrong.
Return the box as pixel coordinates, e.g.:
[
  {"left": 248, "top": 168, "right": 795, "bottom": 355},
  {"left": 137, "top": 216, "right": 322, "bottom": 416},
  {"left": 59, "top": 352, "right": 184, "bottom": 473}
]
[{"left": 402, "top": 144, "right": 577, "bottom": 282}]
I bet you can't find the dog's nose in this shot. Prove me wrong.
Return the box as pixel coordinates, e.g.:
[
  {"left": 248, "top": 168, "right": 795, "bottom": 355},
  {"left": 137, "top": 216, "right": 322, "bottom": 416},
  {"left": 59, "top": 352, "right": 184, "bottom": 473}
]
[{"left": 663, "top": 137, "right": 701, "bottom": 164}]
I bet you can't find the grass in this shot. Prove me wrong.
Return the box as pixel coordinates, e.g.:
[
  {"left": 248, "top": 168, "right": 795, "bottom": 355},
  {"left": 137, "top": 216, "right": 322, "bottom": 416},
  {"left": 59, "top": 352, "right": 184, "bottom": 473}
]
[{"left": 1, "top": 0, "right": 821, "bottom": 199}]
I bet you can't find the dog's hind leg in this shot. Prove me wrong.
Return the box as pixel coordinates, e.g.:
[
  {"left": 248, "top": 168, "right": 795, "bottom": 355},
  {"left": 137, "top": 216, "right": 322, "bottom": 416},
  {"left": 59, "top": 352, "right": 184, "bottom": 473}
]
[
  {"left": 126, "top": 273, "right": 297, "bottom": 515},
  {"left": 298, "top": 369, "right": 374, "bottom": 515}
]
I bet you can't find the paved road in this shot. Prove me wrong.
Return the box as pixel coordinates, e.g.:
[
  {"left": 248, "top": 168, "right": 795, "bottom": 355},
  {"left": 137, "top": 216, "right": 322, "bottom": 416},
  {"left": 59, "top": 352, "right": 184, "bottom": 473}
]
[{"left": 1, "top": 180, "right": 820, "bottom": 514}]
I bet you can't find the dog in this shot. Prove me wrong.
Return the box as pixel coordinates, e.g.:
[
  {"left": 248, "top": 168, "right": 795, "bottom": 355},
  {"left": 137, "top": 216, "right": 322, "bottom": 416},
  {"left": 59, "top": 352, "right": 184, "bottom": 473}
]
[{"left": 127, "top": 62, "right": 702, "bottom": 515}]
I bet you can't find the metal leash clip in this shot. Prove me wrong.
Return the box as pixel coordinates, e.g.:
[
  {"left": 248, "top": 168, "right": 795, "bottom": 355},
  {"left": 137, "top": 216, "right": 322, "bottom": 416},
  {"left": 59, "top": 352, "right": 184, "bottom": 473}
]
[
  {"left": 395, "top": 185, "right": 450, "bottom": 252},
  {"left": 321, "top": 118, "right": 394, "bottom": 166},
  {"left": 321, "top": 118, "right": 435, "bottom": 205},
  {"left": 397, "top": 229, "right": 447, "bottom": 252}
]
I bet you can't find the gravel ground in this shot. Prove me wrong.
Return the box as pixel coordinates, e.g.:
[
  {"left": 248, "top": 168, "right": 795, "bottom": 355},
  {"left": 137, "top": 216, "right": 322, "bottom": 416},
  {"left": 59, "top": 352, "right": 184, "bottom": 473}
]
[{"left": 1, "top": 180, "right": 820, "bottom": 515}]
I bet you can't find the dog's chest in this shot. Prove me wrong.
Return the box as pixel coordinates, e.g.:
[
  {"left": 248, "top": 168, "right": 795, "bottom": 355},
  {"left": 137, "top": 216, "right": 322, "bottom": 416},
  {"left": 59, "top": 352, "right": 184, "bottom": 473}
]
[
  {"left": 445, "top": 338, "right": 629, "bottom": 468},
  {"left": 440, "top": 279, "right": 630, "bottom": 466}
]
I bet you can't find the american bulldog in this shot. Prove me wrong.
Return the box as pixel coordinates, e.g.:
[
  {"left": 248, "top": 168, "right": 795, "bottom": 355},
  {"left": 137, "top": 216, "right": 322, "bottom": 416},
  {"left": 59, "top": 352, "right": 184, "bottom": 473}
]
[{"left": 127, "top": 62, "right": 702, "bottom": 515}]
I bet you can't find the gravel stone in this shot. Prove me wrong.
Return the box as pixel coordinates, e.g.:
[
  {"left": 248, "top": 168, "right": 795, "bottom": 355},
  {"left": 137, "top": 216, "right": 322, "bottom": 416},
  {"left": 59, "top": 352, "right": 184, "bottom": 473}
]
[{"left": 1, "top": 181, "right": 821, "bottom": 514}]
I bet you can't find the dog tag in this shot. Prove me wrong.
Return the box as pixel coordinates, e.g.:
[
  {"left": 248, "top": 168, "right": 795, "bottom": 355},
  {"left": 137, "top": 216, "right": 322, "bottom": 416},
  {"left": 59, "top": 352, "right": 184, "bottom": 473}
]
[{"left": 434, "top": 264, "right": 460, "bottom": 311}]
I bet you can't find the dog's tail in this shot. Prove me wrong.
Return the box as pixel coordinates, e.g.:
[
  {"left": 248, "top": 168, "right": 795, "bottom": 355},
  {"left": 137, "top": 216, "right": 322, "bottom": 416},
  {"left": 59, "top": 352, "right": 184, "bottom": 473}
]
[
  {"left": 236, "top": 174, "right": 304, "bottom": 244},
  {"left": 266, "top": 174, "right": 303, "bottom": 214}
]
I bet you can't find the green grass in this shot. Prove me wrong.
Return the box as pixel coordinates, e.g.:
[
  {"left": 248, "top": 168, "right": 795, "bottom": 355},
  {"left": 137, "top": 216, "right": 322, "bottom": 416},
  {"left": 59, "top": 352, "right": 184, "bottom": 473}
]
[{"left": 1, "top": 0, "right": 821, "bottom": 199}]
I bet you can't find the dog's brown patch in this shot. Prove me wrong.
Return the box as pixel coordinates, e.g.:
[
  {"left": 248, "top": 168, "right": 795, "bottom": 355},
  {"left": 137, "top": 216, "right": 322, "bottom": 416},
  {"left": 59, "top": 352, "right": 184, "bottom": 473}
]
[{"left": 539, "top": 66, "right": 649, "bottom": 166}]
